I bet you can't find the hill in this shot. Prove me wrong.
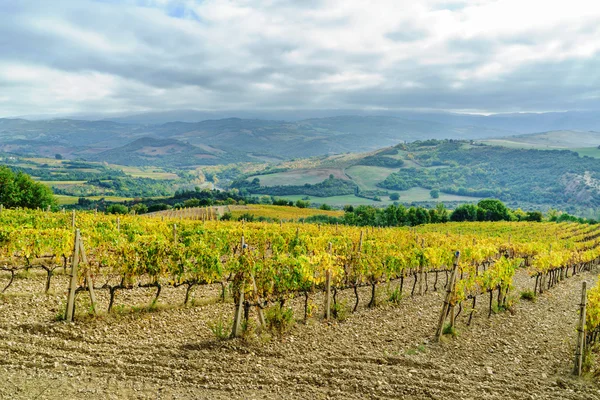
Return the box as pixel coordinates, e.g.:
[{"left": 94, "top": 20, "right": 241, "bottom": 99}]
[
  {"left": 85, "top": 137, "right": 232, "bottom": 167},
  {"left": 59, "top": 108, "right": 600, "bottom": 133},
  {"left": 480, "top": 130, "right": 600, "bottom": 158},
  {"left": 0, "top": 116, "right": 513, "bottom": 166},
  {"left": 230, "top": 140, "right": 600, "bottom": 218}
]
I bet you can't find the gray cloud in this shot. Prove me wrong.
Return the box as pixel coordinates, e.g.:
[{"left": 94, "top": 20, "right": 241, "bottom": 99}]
[{"left": 0, "top": 0, "right": 599, "bottom": 117}]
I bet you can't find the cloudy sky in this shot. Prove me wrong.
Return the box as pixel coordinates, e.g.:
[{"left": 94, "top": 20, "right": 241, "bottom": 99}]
[{"left": 1, "top": 0, "right": 599, "bottom": 117}]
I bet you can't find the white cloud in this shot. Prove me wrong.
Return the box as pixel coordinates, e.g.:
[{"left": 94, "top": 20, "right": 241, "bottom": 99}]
[{"left": 0, "top": 0, "right": 599, "bottom": 116}]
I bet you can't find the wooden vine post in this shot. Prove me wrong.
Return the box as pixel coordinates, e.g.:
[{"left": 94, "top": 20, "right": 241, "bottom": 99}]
[
  {"left": 65, "top": 230, "right": 81, "bottom": 322},
  {"left": 71, "top": 210, "right": 76, "bottom": 229},
  {"left": 324, "top": 242, "right": 332, "bottom": 321},
  {"left": 418, "top": 238, "right": 425, "bottom": 296},
  {"left": 65, "top": 229, "right": 96, "bottom": 322},
  {"left": 435, "top": 251, "right": 460, "bottom": 341},
  {"left": 230, "top": 235, "right": 246, "bottom": 338},
  {"left": 574, "top": 281, "right": 587, "bottom": 376}
]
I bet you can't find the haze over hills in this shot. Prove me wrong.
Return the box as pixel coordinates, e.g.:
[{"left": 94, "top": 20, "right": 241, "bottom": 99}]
[
  {"left": 0, "top": 115, "right": 516, "bottom": 166},
  {"left": 482, "top": 130, "right": 600, "bottom": 149},
  {"left": 12, "top": 109, "right": 600, "bottom": 134}
]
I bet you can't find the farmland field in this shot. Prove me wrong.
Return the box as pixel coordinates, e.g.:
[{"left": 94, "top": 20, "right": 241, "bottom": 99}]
[
  {"left": 227, "top": 204, "right": 344, "bottom": 219},
  {"left": 247, "top": 168, "right": 348, "bottom": 187},
  {"left": 274, "top": 187, "right": 481, "bottom": 206},
  {"left": 0, "top": 210, "right": 599, "bottom": 399}
]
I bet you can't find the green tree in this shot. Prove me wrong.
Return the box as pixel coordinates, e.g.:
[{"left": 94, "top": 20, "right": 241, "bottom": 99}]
[
  {"left": 0, "top": 167, "right": 56, "bottom": 209},
  {"left": 295, "top": 200, "right": 310, "bottom": 208},
  {"left": 389, "top": 193, "right": 400, "bottom": 201},
  {"left": 450, "top": 204, "right": 479, "bottom": 222},
  {"left": 477, "top": 199, "right": 511, "bottom": 221},
  {"left": 106, "top": 204, "right": 129, "bottom": 214},
  {"left": 430, "top": 189, "right": 440, "bottom": 199},
  {"left": 131, "top": 203, "right": 149, "bottom": 214}
]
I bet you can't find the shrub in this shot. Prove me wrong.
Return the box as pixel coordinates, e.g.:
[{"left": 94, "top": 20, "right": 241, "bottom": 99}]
[
  {"left": 265, "top": 305, "right": 295, "bottom": 336},
  {"left": 106, "top": 204, "right": 129, "bottom": 215},
  {"left": 388, "top": 287, "right": 402, "bottom": 305},
  {"left": 208, "top": 316, "right": 231, "bottom": 340},
  {"left": 520, "top": 290, "right": 536, "bottom": 301}
]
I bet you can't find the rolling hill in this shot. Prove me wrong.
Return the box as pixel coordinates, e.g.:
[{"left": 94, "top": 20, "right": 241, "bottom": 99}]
[
  {"left": 232, "top": 140, "right": 600, "bottom": 218},
  {"left": 0, "top": 116, "right": 513, "bottom": 166}
]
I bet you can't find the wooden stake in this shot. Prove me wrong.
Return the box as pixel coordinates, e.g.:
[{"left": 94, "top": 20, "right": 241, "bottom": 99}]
[
  {"left": 435, "top": 251, "right": 460, "bottom": 341},
  {"left": 230, "top": 235, "right": 246, "bottom": 338},
  {"left": 65, "top": 229, "right": 81, "bottom": 322},
  {"left": 117, "top": 217, "right": 120, "bottom": 232},
  {"left": 574, "top": 281, "right": 587, "bottom": 376},
  {"left": 71, "top": 210, "right": 76, "bottom": 229},
  {"left": 324, "top": 242, "right": 332, "bottom": 321},
  {"left": 79, "top": 239, "right": 97, "bottom": 315},
  {"left": 173, "top": 224, "right": 177, "bottom": 243}
]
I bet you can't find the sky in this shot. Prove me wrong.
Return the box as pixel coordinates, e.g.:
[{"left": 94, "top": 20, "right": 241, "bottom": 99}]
[{"left": 0, "top": 0, "right": 599, "bottom": 117}]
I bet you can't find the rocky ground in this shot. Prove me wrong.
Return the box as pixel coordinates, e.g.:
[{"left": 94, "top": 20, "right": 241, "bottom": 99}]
[{"left": 0, "top": 267, "right": 599, "bottom": 399}]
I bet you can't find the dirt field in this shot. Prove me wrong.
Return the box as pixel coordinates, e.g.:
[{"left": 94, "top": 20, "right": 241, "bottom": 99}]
[{"left": 1, "top": 268, "right": 599, "bottom": 399}]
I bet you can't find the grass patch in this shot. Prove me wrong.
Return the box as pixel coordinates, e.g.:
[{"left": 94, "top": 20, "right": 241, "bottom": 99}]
[
  {"left": 520, "top": 290, "right": 536, "bottom": 301},
  {"left": 265, "top": 305, "right": 295, "bottom": 336},
  {"left": 331, "top": 299, "right": 349, "bottom": 322},
  {"left": 405, "top": 344, "right": 427, "bottom": 355},
  {"left": 442, "top": 323, "right": 458, "bottom": 337},
  {"left": 208, "top": 316, "right": 231, "bottom": 340},
  {"left": 387, "top": 286, "right": 403, "bottom": 305}
]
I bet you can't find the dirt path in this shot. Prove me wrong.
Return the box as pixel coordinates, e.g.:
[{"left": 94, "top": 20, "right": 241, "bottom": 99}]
[{"left": 0, "top": 269, "right": 599, "bottom": 399}]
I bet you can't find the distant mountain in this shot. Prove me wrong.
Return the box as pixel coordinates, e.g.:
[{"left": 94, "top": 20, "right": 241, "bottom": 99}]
[
  {"left": 483, "top": 130, "right": 600, "bottom": 149},
  {"left": 99, "top": 109, "right": 600, "bottom": 133},
  {"left": 0, "top": 115, "right": 515, "bottom": 166},
  {"left": 85, "top": 137, "right": 230, "bottom": 167}
]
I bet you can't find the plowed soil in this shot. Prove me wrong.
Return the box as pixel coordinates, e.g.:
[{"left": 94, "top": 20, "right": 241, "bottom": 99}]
[{"left": 1, "top": 268, "right": 599, "bottom": 399}]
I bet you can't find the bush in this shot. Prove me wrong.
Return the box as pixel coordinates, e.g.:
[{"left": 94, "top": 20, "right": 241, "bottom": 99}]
[
  {"left": 208, "top": 316, "right": 231, "bottom": 340},
  {"left": 331, "top": 299, "right": 349, "bottom": 321},
  {"left": 265, "top": 305, "right": 295, "bottom": 336},
  {"left": 389, "top": 193, "right": 400, "bottom": 201},
  {"left": 296, "top": 200, "right": 310, "bottom": 208},
  {"left": 388, "top": 286, "right": 402, "bottom": 304},
  {"left": 220, "top": 212, "right": 232, "bottom": 221},
  {"left": 131, "top": 203, "right": 148, "bottom": 214},
  {"left": 237, "top": 213, "right": 255, "bottom": 222},
  {"left": 442, "top": 323, "right": 457, "bottom": 337},
  {"left": 106, "top": 204, "right": 129, "bottom": 215},
  {"left": 520, "top": 290, "right": 536, "bottom": 301}
]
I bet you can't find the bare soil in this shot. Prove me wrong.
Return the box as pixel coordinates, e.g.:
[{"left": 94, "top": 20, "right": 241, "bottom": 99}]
[{"left": 0, "top": 268, "right": 599, "bottom": 399}]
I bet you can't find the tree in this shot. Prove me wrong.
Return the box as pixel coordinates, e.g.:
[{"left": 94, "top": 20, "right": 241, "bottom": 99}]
[
  {"left": 0, "top": 167, "right": 56, "bottom": 209},
  {"left": 389, "top": 193, "right": 400, "bottom": 201},
  {"left": 131, "top": 203, "right": 148, "bottom": 214},
  {"left": 477, "top": 199, "right": 511, "bottom": 221},
  {"left": 106, "top": 204, "right": 129, "bottom": 214},
  {"left": 430, "top": 189, "right": 440, "bottom": 199},
  {"left": 55, "top": 154, "right": 63, "bottom": 160},
  {"left": 526, "top": 211, "right": 543, "bottom": 222},
  {"left": 296, "top": 200, "right": 310, "bottom": 208},
  {"left": 450, "top": 204, "right": 479, "bottom": 222}
]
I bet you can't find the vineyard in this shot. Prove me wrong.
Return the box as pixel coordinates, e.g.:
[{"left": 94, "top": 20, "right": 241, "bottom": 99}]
[{"left": 1, "top": 208, "right": 600, "bottom": 398}]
